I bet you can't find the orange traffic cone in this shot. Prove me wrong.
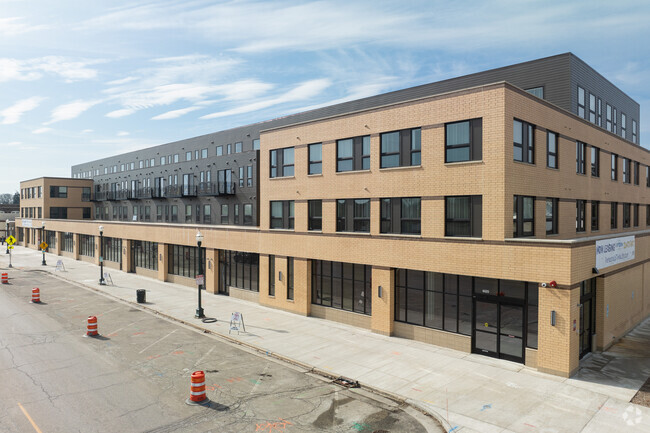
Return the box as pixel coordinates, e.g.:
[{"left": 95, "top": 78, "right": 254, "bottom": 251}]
[
  {"left": 186, "top": 371, "right": 210, "bottom": 406},
  {"left": 86, "top": 316, "right": 99, "bottom": 337},
  {"left": 31, "top": 288, "right": 41, "bottom": 303}
]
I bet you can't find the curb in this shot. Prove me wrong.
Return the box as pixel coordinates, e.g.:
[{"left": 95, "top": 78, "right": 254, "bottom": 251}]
[{"left": 46, "top": 269, "right": 448, "bottom": 431}]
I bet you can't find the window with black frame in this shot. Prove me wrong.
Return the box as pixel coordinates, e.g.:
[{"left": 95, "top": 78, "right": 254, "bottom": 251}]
[
  {"left": 219, "top": 250, "right": 259, "bottom": 292},
  {"left": 591, "top": 201, "right": 599, "bottom": 231},
  {"left": 611, "top": 202, "right": 618, "bottom": 229},
  {"left": 269, "top": 255, "right": 275, "bottom": 296},
  {"left": 134, "top": 241, "right": 158, "bottom": 271},
  {"left": 623, "top": 203, "right": 631, "bottom": 228},
  {"left": 380, "top": 128, "right": 420, "bottom": 168},
  {"left": 576, "top": 141, "right": 586, "bottom": 174},
  {"left": 576, "top": 200, "right": 586, "bottom": 232},
  {"left": 308, "top": 200, "right": 322, "bottom": 231},
  {"left": 79, "top": 234, "right": 94, "bottom": 257},
  {"left": 311, "top": 260, "right": 371, "bottom": 315},
  {"left": 168, "top": 244, "right": 200, "bottom": 278},
  {"left": 623, "top": 158, "right": 631, "bottom": 183},
  {"left": 394, "top": 269, "right": 472, "bottom": 336},
  {"left": 590, "top": 146, "right": 599, "bottom": 177},
  {"left": 62, "top": 232, "right": 73, "bottom": 252},
  {"left": 337, "top": 136, "right": 369, "bottom": 172},
  {"left": 102, "top": 237, "right": 122, "bottom": 263},
  {"left": 270, "top": 200, "right": 294, "bottom": 230},
  {"left": 445, "top": 196, "right": 482, "bottom": 237},
  {"left": 287, "top": 257, "right": 294, "bottom": 300},
  {"left": 270, "top": 147, "right": 295, "bottom": 178},
  {"left": 578, "top": 86, "right": 586, "bottom": 118},
  {"left": 634, "top": 204, "right": 639, "bottom": 227},
  {"left": 380, "top": 197, "right": 421, "bottom": 235},
  {"left": 309, "top": 143, "right": 322, "bottom": 175},
  {"left": 336, "top": 199, "right": 369, "bottom": 233},
  {"left": 513, "top": 196, "right": 534, "bottom": 237},
  {"left": 546, "top": 198, "right": 558, "bottom": 235},
  {"left": 547, "top": 131, "right": 558, "bottom": 169},
  {"left": 445, "top": 119, "right": 482, "bottom": 163},
  {"left": 513, "top": 119, "right": 534, "bottom": 164}
]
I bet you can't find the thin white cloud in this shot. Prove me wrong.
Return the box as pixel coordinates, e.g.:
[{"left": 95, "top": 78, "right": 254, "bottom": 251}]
[
  {"left": 116, "top": 131, "right": 130, "bottom": 136},
  {"left": 6, "top": 141, "right": 22, "bottom": 147},
  {"left": 0, "top": 17, "right": 48, "bottom": 37},
  {"left": 106, "top": 76, "right": 138, "bottom": 86},
  {"left": 45, "top": 100, "right": 101, "bottom": 124},
  {"left": 151, "top": 106, "right": 201, "bottom": 120},
  {"left": 106, "top": 108, "right": 136, "bottom": 118},
  {"left": 0, "top": 56, "right": 101, "bottom": 83},
  {"left": 0, "top": 96, "right": 45, "bottom": 124},
  {"left": 201, "top": 78, "right": 331, "bottom": 119},
  {"left": 32, "top": 127, "right": 53, "bottom": 134},
  {"left": 82, "top": 129, "right": 94, "bottom": 133}
]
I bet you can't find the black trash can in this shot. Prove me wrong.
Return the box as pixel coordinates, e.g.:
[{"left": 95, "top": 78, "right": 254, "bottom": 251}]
[{"left": 136, "top": 289, "right": 146, "bottom": 304}]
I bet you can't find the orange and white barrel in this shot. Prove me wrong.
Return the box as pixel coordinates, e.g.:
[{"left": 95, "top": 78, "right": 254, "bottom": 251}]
[
  {"left": 86, "top": 316, "right": 98, "bottom": 336},
  {"left": 31, "top": 288, "right": 40, "bottom": 303},
  {"left": 189, "top": 371, "right": 208, "bottom": 404},
  {"left": 1, "top": 273, "right": 7, "bottom": 284}
]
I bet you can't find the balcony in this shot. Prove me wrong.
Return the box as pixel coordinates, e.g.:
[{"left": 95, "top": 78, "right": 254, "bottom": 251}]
[
  {"left": 197, "top": 182, "right": 217, "bottom": 196},
  {"left": 218, "top": 181, "right": 236, "bottom": 195},
  {"left": 182, "top": 184, "right": 197, "bottom": 197},
  {"left": 135, "top": 187, "right": 153, "bottom": 199},
  {"left": 116, "top": 190, "right": 131, "bottom": 200},
  {"left": 93, "top": 192, "right": 107, "bottom": 201},
  {"left": 164, "top": 185, "right": 183, "bottom": 198}
]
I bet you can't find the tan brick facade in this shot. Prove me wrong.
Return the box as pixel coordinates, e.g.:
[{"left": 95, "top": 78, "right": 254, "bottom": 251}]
[{"left": 16, "top": 82, "right": 650, "bottom": 376}]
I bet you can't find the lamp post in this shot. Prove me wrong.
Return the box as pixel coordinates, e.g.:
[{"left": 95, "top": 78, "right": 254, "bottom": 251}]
[
  {"left": 41, "top": 222, "right": 46, "bottom": 266},
  {"left": 195, "top": 230, "right": 205, "bottom": 319},
  {"left": 99, "top": 225, "right": 106, "bottom": 285}
]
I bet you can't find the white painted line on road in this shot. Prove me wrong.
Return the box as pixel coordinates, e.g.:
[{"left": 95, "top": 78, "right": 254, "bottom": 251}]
[
  {"left": 138, "top": 330, "right": 177, "bottom": 354},
  {"left": 106, "top": 320, "right": 139, "bottom": 336},
  {"left": 18, "top": 403, "right": 43, "bottom": 433},
  {"left": 98, "top": 306, "right": 122, "bottom": 317},
  {"left": 194, "top": 345, "right": 216, "bottom": 367},
  {"left": 248, "top": 362, "right": 270, "bottom": 395}
]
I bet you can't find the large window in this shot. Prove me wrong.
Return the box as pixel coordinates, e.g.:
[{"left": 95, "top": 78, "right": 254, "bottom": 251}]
[
  {"left": 589, "top": 93, "right": 596, "bottom": 123},
  {"left": 576, "top": 200, "right": 586, "bottom": 232},
  {"left": 576, "top": 142, "right": 586, "bottom": 174},
  {"left": 270, "top": 147, "right": 294, "bottom": 178},
  {"left": 308, "top": 143, "right": 322, "bottom": 175},
  {"left": 243, "top": 204, "right": 253, "bottom": 225},
  {"left": 634, "top": 204, "right": 639, "bottom": 227},
  {"left": 102, "top": 237, "right": 121, "bottom": 263},
  {"left": 337, "top": 136, "right": 370, "bottom": 172},
  {"left": 221, "top": 204, "right": 228, "bottom": 224},
  {"left": 134, "top": 241, "right": 158, "bottom": 271},
  {"left": 590, "top": 146, "right": 599, "bottom": 177},
  {"left": 513, "top": 119, "right": 534, "bottom": 164},
  {"left": 168, "top": 244, "right": 201, "bottom": 278},
  {"left": 611, "top": 202, "right": 618, "bottom": 229},
  {"left": 395, "top": 269, "right": 472, "bottom": 336},
  {"left": 621, "top": 113, "right": 627, "bottom": 139},
  {"left": 79, "top": 234, "right": 94, "bottom": 257},
  {"left": 312, "top": 260, "right": 371, "bottom": 315},
  {"left": 445, "top": 196, "right": 482, "bottom": 237},
  {"left": 611, "top": 154, "right": 618, "bottom": 180},
  {"left": 513, "top": 196, "right": 534, "bottom": 237},
  {"left": 634, "top": 161, "right": 640, "bottom": 185},
  {"left": 632, "top": 120, "right": 637, "bottom": 144},
  {"left": 546, "top": 198, "right": 558, "bottom": 235},
  {"left": 577, "top": 86, "right": 586, "bottom": 118},
  {"left": 62, "top": 232, "right": 74, "bottom": 253},
  {"left": 380, "top": 128, "right": 421, "bottom": 168},
  {"left": 50, "top": 186, "right": 68, "bottom": 198},
  {"left": 445, "top": 119, "right": 482, "bottom": 163},
  {"left": 547, "top": 131, "right": 558, "bottom": 169},
  {"left": 270, "top": 200, "right": 294, "bottom": 230},
  {"left": 591, "top": 201, "right": 599, "bottom": 231},
  {"left": 380, "top": 197, "right": 421, "bottom": 235},
  {"left": 308, "top": 200, "right": 322, "bottom": 231},
  {"left": 50, "top": 207, "right": 68, "bottom": 219},
  {"left": 220, "top": 250, "right": 259, "bottom": 292},
  {"left": 336, "top": 199, "right": 370, "bottom": 233}
]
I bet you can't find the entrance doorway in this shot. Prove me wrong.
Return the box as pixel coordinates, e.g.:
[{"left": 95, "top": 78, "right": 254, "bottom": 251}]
[
  {"left": 579, "top": 278, "right": 597, "bottom": 359},
  {"left": 473, "top": 299, "right": 525, "bottom": 363}
]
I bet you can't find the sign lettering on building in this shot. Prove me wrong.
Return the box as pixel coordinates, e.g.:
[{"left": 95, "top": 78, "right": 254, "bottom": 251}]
[{"left": 595, "top": 235, "right": 635, "bottom": 269}]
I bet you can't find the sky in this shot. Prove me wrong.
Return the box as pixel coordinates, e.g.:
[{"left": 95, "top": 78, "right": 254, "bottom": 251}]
[{"left": 1, "top": 0, "right": 650, "bottom": 193}]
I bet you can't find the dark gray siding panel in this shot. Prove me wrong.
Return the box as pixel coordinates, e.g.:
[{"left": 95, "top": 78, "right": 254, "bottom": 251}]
[{"left": 569, "top": 54, "right": 640, "bottom": 144}]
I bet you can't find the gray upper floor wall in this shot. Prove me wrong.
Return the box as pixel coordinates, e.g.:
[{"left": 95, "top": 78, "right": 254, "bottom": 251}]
[{"left": 71, "top": 52, "right": 641, "bottom": 226}]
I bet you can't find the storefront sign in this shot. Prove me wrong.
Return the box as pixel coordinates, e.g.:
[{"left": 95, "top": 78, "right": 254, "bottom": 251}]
[{"left": 596, "top": 235, "right": 635, "bottom": 269}]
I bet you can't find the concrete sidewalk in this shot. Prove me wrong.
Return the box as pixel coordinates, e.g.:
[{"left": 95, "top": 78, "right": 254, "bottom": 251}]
[{"left": 2, "top": 247, "right": 650, "bottom": 433}]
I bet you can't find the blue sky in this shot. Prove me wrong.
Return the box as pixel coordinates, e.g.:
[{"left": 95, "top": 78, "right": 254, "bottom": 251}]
[{"left": 1, "top": 0, "right": 649, "bottom": 193}]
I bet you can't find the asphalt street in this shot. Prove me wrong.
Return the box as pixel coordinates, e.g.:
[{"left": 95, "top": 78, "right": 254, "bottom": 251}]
[{"left": 0, "top": 268, "right": 438, "bottom": 433}]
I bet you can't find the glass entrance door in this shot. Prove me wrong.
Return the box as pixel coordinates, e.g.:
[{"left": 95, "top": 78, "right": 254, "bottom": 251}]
[{"left": 472, "top": 299, "right": 524, "bottom": 363}]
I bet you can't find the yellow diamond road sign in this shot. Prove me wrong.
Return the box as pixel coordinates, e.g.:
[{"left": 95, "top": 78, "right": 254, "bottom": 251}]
[
  {"left": 6, "top": 235, "right": 16, "bottom": 245},
  {"left": 40, "top": 242, "right": 48, "bottom": 250}
]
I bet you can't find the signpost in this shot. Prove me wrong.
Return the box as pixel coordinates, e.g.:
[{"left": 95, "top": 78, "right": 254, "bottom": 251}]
[
  {"left": 6, "top": 236, "right": 15, "bottom": 268},
  {"left": 40, "top": 241, "right": 48, "bottom": 266}
]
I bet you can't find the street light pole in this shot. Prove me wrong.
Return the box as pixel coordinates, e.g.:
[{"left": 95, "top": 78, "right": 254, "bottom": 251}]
[
  {"left": 41, "top": 222, "right": 47, "bottom": 266},
  {"left": 195, "top": 230, "right": 205, "bottom": 319},
  {"left": 99, "top": 225, "right": 106, "bottom": 285}
]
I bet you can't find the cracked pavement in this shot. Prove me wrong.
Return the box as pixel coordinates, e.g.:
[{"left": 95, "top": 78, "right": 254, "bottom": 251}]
[{"left": 0, "top": 268, "right": 440, "bottom": 432}]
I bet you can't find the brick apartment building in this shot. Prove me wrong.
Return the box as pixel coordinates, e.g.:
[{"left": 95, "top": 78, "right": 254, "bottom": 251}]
[{"left": 16, "top": 53, "right": 648, "bottom": 377}]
